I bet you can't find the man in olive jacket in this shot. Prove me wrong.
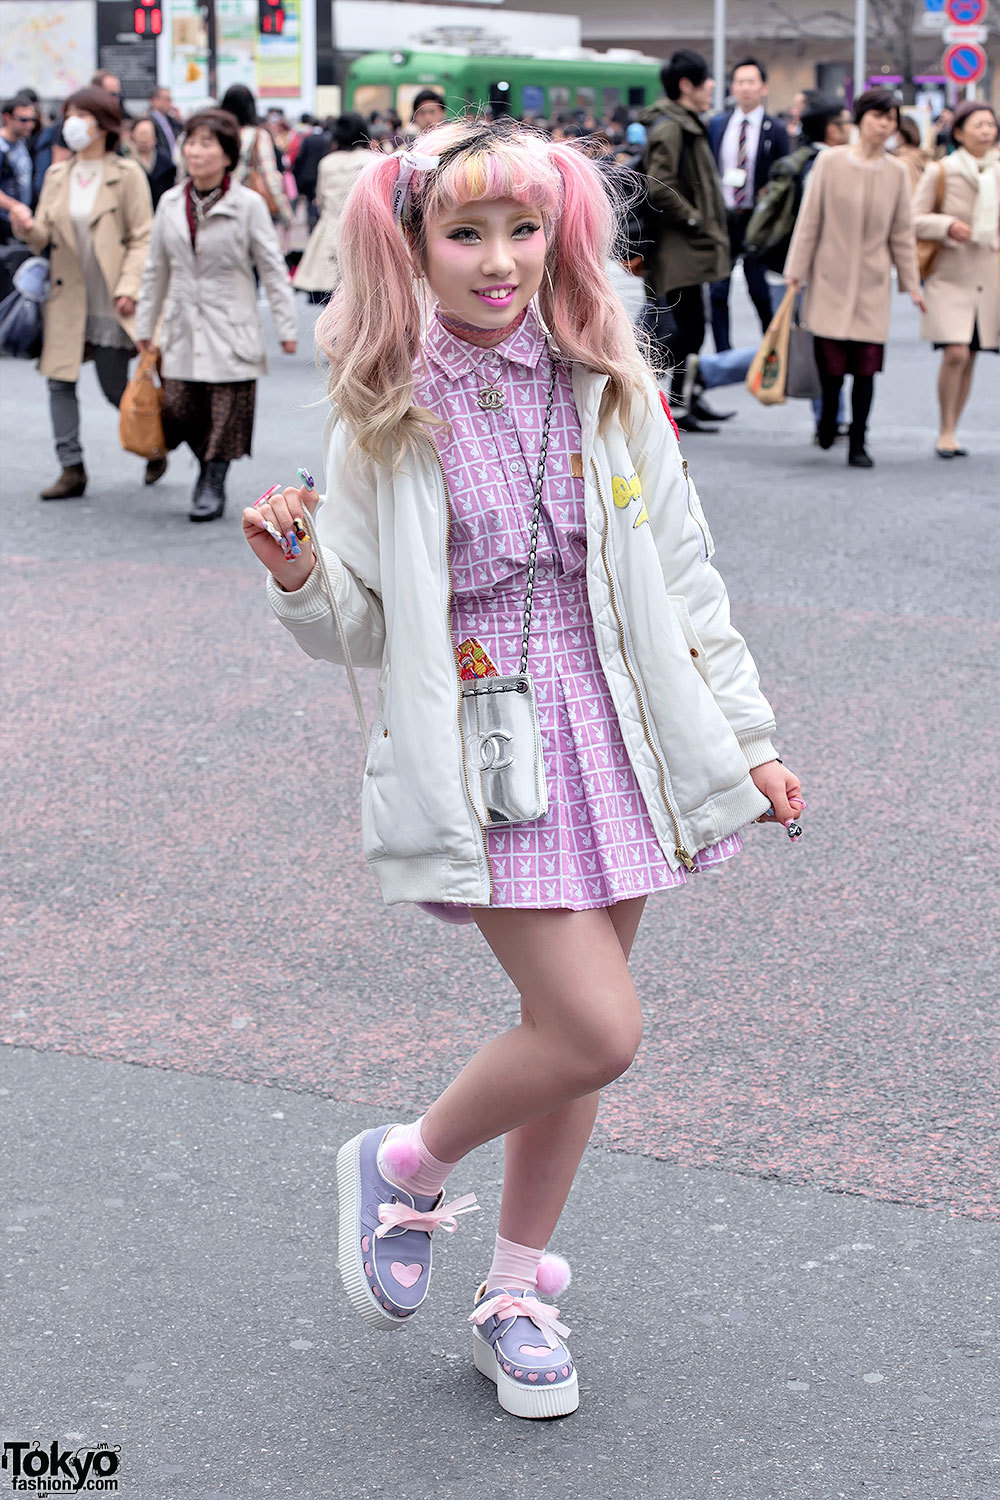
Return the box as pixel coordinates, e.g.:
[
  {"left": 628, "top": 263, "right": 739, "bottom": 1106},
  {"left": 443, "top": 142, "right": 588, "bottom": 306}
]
[{"left": 641, "top": 50, "right": 730, "bottom": 431}]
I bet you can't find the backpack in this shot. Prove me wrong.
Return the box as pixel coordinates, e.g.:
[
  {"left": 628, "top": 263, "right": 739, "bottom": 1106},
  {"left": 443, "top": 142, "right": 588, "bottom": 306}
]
[{"left": 743, "top": 145, "right": 816, "bottom": 273}]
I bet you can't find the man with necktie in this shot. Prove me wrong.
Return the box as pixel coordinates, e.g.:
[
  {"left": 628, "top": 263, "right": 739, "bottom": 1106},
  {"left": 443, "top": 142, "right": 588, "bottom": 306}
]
[{"left": 708, "top": 58, "right": 790, "bottom": 351}]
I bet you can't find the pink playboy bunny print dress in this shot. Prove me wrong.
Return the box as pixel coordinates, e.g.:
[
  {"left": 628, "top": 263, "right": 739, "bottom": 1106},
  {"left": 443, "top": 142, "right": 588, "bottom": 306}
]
[{"left": 414, "top": 307, "right": 743, "bottom": 911}]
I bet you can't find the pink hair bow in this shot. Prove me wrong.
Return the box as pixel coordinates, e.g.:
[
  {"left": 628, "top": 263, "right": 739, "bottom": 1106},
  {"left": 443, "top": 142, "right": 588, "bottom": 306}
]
[
  {"left": 373, "top": 1190, "right": 480, "bottom": 1238},
  {"left": 392, "top": 149, "right": 440, "bottom": 224},
  {"left": 467, "top": 1292, "right": 571, "bottom": 1345}
]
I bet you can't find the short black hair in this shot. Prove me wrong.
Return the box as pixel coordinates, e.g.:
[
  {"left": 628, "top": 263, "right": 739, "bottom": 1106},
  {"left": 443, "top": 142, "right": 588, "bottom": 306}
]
[
  {"left": 731, "top": 57, "right": 767, "bottom": 84},
  {"left": 334, "top": 111, "right": 370, "bottom": 152},
  {"left": 661, "top": 49, "right": 709, "bottom": 102},
  {"left": 410, "top": 89, "right": 445, "bottom": 114},
  {"left": 183, "top": 108, "right": 242, "bottom": 169},
  {"left": 800, "top": 93, "right": 846, "bottom": 144},
  {"left": 219, "top": 83, "right": 258, "bottom": 129},
  {"left": 853, "top": 87, "right": 898, "bottom": 127}
]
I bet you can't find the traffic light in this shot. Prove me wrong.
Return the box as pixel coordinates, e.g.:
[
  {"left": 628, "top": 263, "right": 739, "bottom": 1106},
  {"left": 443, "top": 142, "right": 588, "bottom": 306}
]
[
  {"left": 134, "top": 0, "right": 162, "bottom": 35},
  {"left": 258, "top": 0, "right": 285, "bottom": 33}
]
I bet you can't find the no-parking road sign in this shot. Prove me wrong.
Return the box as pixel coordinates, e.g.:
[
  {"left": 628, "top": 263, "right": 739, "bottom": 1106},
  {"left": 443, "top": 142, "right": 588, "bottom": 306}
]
[
  {"left": 942, "top": 40, "right": 987, "bottom": 83},
  {"left": 944, "top": 0, "right": 987, "bottom": 24}
]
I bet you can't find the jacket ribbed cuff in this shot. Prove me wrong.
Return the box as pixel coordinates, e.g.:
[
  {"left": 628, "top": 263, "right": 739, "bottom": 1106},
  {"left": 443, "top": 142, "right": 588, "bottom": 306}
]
[
  {"left": 266, "top": 552, "right": 341, "bottom": 622},
  {"left": 736, "top": 727, "right": 779, "bottom": 769}
]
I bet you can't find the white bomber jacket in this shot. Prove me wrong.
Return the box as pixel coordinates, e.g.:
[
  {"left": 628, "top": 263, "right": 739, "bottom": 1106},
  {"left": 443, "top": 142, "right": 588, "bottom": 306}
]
[{"left": 267, "top": 361, "right": 778, "bottom": 907}]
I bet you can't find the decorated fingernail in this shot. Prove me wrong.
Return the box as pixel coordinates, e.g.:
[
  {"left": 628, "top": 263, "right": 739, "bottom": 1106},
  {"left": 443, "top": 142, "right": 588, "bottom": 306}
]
[
  {"left": 783, "top": 819, "right": 803, "bottom": 840},
  {"left": 284, "top": 529, "right": 301, "bottom": 558},
  {"left": 261, "top": 518, "right": 292, "bottom": 556},
  {"left": 292, "top": 516, "right": 309, "bottom": 541},
  {"left": 297, "top": 467, "right": 315, "bottom": 490},
  {"left": 255, "top": 483, "right": 280, "bottom": 507}
]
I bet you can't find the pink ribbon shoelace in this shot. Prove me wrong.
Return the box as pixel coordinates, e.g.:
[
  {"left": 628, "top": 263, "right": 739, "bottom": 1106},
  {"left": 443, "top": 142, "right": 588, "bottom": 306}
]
[
  {"left": 373, "top": 1191, "right": 480, "bottom": 1240},
  {"left": 467, "top": 1291, "right": 571, "bottom": 1346}
]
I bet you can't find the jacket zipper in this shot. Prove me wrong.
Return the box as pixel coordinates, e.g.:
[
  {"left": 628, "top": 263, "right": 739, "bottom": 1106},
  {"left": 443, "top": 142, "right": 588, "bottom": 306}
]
[
  {"left": 426, "top": 439, "right": 494, "bottom": 902},
  {"left": 682, "top": 459, "right": 712, "bottom": 562},
  {"left": 591, "top": 458, "right": 695, "bottom": 872}
]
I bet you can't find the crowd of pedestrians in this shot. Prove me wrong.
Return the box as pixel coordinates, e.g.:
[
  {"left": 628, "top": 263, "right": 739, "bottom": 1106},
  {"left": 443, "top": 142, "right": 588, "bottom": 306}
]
[{"left": 0, "top": 60, "right": 997, "bottom": 510}]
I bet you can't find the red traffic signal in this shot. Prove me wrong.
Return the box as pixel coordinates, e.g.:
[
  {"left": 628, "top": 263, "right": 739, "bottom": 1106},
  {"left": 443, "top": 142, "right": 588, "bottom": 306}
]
[
  {"left": 134, "top": 3, "right": 162, "bottom": 34},
  {"left": 258, "top": 0, "right": 285, "bottom": 33}
]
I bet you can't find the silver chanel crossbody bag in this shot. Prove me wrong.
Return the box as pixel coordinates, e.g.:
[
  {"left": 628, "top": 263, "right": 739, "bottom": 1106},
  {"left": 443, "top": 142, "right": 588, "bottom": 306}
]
[
  {"left": 304, "top": 363, "right": 556, "bottom": 831},
  {"left": 458, "top": 363, "right": 557, "bottom": 828}
]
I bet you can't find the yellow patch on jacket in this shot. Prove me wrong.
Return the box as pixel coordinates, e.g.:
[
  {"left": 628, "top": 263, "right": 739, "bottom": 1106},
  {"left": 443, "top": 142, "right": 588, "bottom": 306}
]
[{"left": 611, "top": 472, "right": 648, "bottom": 529}]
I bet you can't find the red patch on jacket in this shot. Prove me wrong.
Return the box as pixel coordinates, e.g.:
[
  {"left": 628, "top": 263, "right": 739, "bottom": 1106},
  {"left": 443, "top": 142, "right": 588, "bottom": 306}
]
[{"left": 659, "top": 390, "right": 680, "bottom": 442}]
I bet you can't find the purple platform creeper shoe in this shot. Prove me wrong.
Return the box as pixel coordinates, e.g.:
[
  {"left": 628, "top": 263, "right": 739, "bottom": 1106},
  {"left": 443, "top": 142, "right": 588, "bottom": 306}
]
[
  {"left": 336, "top": 1124, "right": 479, "bottom": 1331},
  {"left": 469, "top": 1278, "right": 580, "bottom": 1418}
]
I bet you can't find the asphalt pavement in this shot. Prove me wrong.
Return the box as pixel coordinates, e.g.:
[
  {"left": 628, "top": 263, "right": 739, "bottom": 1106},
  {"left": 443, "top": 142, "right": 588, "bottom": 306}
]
[{"left": 2, "top": 282, "right": 998, "bottom": 1500}]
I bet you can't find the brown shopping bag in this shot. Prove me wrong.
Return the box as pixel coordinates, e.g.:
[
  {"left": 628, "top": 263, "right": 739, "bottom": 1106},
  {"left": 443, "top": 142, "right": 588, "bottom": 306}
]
[
  {"left": 119, "top": 347, "right": 166, "bottom": 460},
  {"left": 746, "top": 286, "right": 794, "bottom": 406}
]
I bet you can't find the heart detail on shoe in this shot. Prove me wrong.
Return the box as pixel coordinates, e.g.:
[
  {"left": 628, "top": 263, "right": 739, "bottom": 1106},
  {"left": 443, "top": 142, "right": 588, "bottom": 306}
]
[
  {"left": 519, "top": 1344, "right": 552, "bottom": 1357},
  {"left": 546, "top": 1372, "right": 557, "bottom": 1382},
  {"left": 390, "top": 1261, "right": 423, "bottom": 1289},
  {"left": 528, "top": 1372, "right": 539, "bottom": 1382}
]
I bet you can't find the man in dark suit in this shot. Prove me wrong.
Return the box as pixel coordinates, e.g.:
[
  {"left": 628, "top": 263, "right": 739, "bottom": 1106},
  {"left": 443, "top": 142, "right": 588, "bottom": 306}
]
[{"left": 707, "top": 57, "right": 789, "bottom": 350}]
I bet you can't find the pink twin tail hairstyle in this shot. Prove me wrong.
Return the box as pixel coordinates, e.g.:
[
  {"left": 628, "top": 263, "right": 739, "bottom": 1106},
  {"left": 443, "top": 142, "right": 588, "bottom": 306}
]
[{"left": 315, "top": 118, "right": 652, "bottom": 467}]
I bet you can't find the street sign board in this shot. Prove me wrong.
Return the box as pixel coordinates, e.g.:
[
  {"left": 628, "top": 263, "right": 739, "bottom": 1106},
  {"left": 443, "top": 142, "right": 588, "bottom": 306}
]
[
  {"left": 944, "top": 0, "right": 987, "bottom": 24},
  {"left": 943, "top": 24, "right": 987, "bottom": 41},
  {"left": 941, "top": 40, "right": 987, "bottom": 82}
]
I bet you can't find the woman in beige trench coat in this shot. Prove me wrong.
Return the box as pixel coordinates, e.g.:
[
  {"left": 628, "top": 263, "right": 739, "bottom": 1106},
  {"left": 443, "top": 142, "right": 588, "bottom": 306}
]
[
  {"left": 785, "top": 87, "right": 925, "bottom": 469},
  {"left": 10, "top": 85, "right": 154, "bottom": 499},
  {"left": 912, "top": 101, "right": 1000, "bottom": 459}
]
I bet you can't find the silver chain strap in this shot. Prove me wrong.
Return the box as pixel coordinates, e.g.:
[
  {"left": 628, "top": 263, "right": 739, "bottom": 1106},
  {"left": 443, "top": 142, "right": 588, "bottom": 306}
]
[{"left": 518, "top": 359, "right": 558, "bottom": 679}]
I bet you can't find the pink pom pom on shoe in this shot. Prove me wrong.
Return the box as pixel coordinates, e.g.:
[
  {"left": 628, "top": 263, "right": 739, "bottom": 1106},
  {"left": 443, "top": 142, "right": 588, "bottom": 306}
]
[
  {"left": 535, "top": 1253, "right": 571, "bottom": 1296},
  {"left": 379, "top": 1129, "right": 421, "bottom": 1182}
]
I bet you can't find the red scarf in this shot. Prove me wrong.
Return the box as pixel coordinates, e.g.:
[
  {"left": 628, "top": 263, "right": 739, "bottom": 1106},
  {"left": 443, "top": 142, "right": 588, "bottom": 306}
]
[{"left": 184, "top": 173, "right": 231, "bottom": 248}]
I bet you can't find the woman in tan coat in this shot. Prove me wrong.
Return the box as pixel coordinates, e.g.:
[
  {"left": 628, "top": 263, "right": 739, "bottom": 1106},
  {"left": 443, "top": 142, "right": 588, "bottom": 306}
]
[
  {"left": 292, "top": 113, "right": 372, "bottom": 300},
  {"left": 786, "top": 87, "right": 924, "bottom": 468},
  {"left": 912, "top": 101, "right": 999, "bottom": 459},
  {"left": 11, "top": 85, "right": 154, "bottom": 498}
]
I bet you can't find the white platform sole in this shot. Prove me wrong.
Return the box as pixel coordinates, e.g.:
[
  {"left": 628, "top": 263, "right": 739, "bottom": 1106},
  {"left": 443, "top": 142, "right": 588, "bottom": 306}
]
[
  {"left": 336, "top": 1129, "right": 415, "bottom": 1332},
  {"left": 472, "top": 1328, "right": 580, "bottom": 1419}
]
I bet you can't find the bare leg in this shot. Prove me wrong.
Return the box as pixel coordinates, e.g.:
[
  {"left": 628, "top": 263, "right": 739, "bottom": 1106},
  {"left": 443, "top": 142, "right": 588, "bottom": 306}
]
[
  {"left": 937, "top": 344, "right": 972, "bottom": 449},
  {"left": 497, "top": 898, "right": 646, "bottom": 1247},
  {"left": 420, "top": 904, "right": 644, "bottom": 1169}
]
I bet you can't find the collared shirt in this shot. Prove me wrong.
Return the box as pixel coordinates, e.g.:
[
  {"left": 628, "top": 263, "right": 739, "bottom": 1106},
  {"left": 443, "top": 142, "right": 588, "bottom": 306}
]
[
  {"left": 719, "top": 104, "right": 765, "bottom": 209},
  {"left": 413, "top": 305, "right": 587, "bottom": 602}
]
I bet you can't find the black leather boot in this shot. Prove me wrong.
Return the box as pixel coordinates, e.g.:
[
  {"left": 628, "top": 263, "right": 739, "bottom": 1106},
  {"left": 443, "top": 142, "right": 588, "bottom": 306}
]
[
  {"left": 189, "top": 460, "right": 229, "bottom": 522},
  {"left": 40, "top": 464, "right": 87, "bottom": 500}
]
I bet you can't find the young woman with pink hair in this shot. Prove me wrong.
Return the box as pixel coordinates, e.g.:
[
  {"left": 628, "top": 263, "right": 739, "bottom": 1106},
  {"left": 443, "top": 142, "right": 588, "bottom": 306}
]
[{"left": 242, "top": 118, "right": 803, "bottom": 1420}]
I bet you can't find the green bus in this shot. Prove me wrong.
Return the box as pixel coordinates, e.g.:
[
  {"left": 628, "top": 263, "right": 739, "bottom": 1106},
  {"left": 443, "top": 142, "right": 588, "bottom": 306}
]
[{"left": 345, "top": 48, "right": 663, "bottom": 124}]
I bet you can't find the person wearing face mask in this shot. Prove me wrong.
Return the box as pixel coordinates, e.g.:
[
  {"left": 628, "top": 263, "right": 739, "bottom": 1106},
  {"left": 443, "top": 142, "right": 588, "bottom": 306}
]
[
  {"left": 912, "top": 101, "right": 1000, "bottom": 459},
  {"left": 785, "top": 88, "right": 925, "bottom": 469},
  {"left": 11, "top": 85, "right": 154, "bottom": 499}
]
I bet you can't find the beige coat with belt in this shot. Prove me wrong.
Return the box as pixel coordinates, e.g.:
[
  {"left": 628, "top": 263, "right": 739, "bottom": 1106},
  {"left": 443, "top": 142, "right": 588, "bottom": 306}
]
[
  {"left": 293, "top": 150, "right": 371, "bottom": 294},
  {"left": 135, "top": 180, "right": 296, "bottom": 382},
  {"left": 912, "top": 156, "right": 1000, "bottom": 349},
  {"left": 785, "top": 147, "right": 920, "bottom": 343},
  {"left": 16, "top": 154, "right": 152, "bottom": 381}
]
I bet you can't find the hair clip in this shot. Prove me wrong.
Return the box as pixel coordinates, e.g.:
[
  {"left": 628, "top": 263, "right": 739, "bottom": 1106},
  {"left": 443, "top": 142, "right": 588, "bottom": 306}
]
[{"left": 392, "top": 149, "right": 441, "bottom": 225}]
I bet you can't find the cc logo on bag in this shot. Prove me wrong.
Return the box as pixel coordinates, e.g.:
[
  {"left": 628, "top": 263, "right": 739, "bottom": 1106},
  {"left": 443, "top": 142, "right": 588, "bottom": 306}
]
[{"left": 478, "top": 730, "right": 514, "bottom": 771}]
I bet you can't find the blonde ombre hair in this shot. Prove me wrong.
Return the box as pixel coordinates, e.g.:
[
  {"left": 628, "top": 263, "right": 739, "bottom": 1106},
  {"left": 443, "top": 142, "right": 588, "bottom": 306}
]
[{"left": 316, "top": 118, "right": 651, "bottom": 466}]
